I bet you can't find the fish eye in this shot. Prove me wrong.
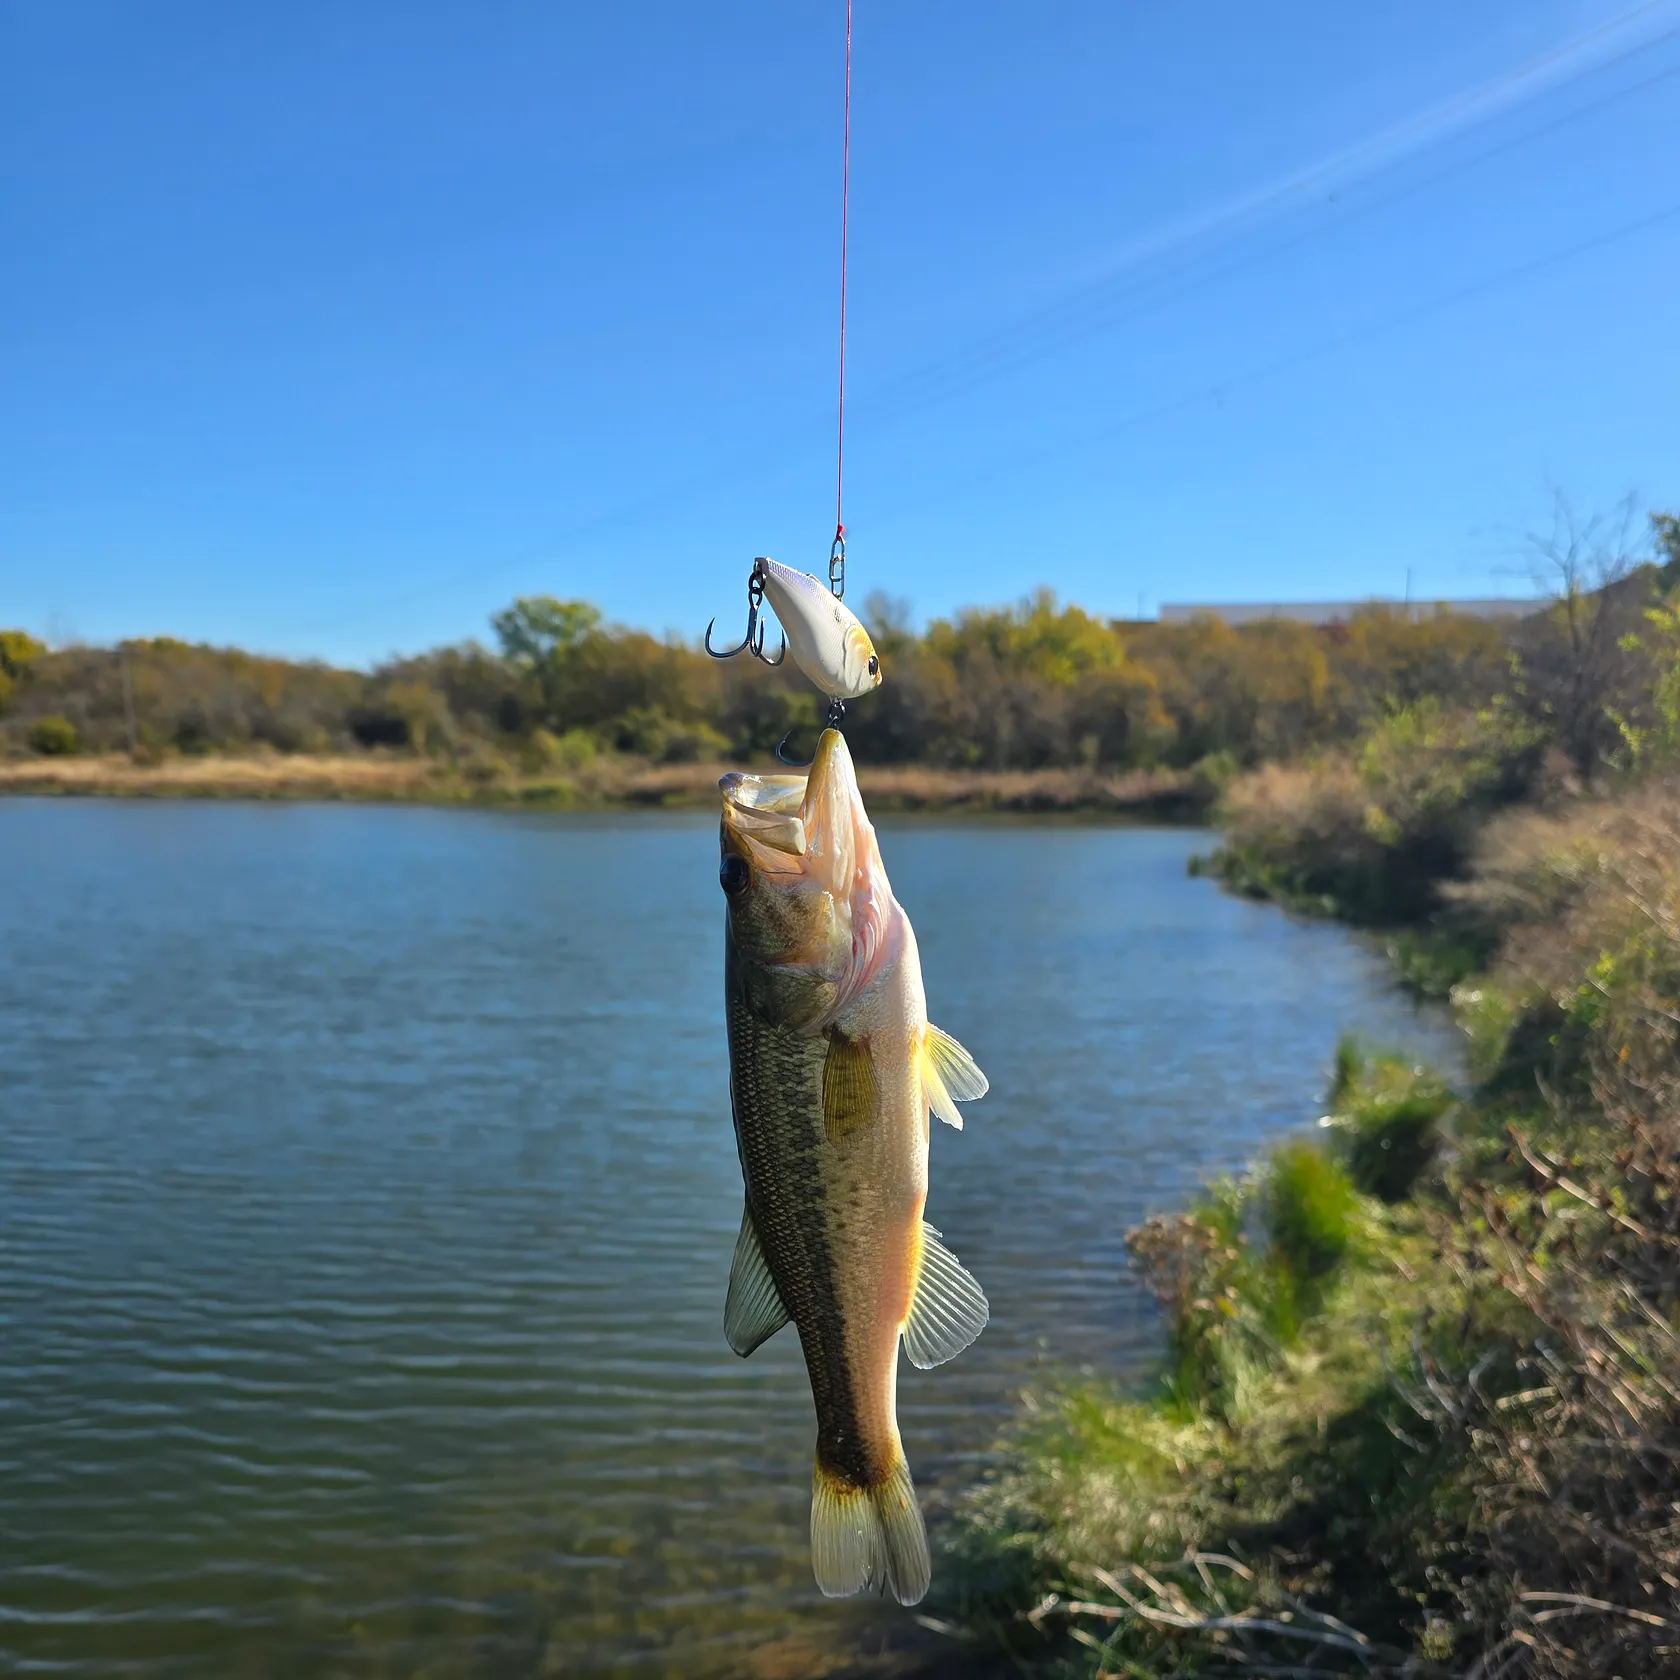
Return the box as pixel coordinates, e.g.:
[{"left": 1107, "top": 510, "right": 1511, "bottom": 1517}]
[
  {"left": 719, "top": 854, "right": 750, "bottom": 896},
  {"left": 867, "top": 654, "right": 879, "bottom": 677}
]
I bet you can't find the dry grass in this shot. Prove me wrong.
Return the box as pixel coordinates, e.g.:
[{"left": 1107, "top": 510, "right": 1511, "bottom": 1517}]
[
  {"left": 0, "top": 752, "right": 440, "bottom": 799},
  {"left": 1450, "top": 774, "right": 1680, "bottom": 994},
  {"left": 0, "top": 750, "right": 1206, "bottom": 816},
  {"left": 855, "top": 763, "right": 1202, "bottom": 815},
  {"left": 1218, "top": 758, "right": 1373, "bottom": 865},
  {"left": 1435, "top": 777, "right": 1680, "bottom": 1678}
]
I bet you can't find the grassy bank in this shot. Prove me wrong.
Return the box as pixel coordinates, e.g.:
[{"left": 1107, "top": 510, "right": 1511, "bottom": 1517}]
[
  {"left": 943, "top": 534, "right": 1680, "bottom": 1678},
  {"left": 944, "top": 778, "right": 1680, "bottom": 1677},
  {"left": 0, "top": 749, "right": 1211, "bottom": 818}
]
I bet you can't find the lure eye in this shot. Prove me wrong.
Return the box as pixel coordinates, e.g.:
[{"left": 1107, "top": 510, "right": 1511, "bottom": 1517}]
[
  {"left": 867, "top": 654, "right": 879, "bottom": 677},
  {"left": 719, "top": 854, "right": 750, "bottom": 896}
]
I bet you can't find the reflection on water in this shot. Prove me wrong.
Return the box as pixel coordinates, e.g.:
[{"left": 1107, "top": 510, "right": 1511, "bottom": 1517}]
[{"left": 0, "top": 802, "right": 1459, "bottom": 1676}]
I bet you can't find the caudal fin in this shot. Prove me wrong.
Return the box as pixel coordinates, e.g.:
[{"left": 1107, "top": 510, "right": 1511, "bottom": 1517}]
[{"left": 810, "top": 1458, "right": 931, "bottom": 1606}]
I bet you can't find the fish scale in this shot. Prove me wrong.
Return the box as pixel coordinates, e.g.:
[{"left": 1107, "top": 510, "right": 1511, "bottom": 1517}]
[{"left": 726, "top": 928, "right": 911, "bottom": 1494}]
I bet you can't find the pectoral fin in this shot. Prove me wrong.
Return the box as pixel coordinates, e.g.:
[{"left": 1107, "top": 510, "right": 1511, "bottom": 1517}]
[
  {"left": 823, "top": 1032, "right": 878, "bottom": 1141},
  {"left": 919, "top": 1024, "right": 988, "bottom": 1130},
  {"left": 901, "top": 1223, "right": 988, "bottom": 1369},
  {"left": 724, "top": 1204, "right": 790, "bottom": 1357}
]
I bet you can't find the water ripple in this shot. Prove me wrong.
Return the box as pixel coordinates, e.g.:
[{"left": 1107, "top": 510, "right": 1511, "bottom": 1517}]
[{"left": 0, "top": 803, "right": 1460, "bottom": 1677}]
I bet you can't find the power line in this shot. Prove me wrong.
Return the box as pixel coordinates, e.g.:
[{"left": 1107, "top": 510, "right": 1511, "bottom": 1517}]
[
  {"left": 878, "top": 197, "right": 1680, "bottom": 514},
  {"left": 279, "top": 13, "right": 1680, "bottom": 646},
  {"left": 860, "top": 28, "right": 1680, "bottom": 421},
  {"left": 305, "top": 195, "right": 1680, "bottom": 652}
]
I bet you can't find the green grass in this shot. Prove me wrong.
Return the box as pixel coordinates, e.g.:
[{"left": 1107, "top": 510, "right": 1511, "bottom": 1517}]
[{"left": 942, "top": 1173, "right": 1467, "bottom": 1675}]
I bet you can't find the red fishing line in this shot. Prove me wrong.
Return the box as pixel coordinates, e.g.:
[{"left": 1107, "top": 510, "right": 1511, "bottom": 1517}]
[{"left": 834, "top": 0, "right": 852, "bottom": 549}]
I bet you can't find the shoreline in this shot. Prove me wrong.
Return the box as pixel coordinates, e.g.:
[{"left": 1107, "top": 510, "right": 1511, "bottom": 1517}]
[{"left": 0, "top": 753, "right": 1214, "bottom": 820}]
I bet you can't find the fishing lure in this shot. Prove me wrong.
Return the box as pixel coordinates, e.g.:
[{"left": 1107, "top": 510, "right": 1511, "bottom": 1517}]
[{"left": 706, "top": 557, "right": 882, "bottom": 705}]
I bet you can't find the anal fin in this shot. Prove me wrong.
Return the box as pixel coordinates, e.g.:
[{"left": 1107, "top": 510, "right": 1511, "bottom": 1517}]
[
  {"left": 724, "top": 1204, "right": 790, "bottom": 1357},
  {"left": 902, "top": 1223, "right": 988, "bottom": 1369}
]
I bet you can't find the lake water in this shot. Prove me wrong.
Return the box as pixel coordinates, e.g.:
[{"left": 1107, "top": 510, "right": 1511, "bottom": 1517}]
[{"left": 0, "top": 802, "right": 1460, "bottom": 1678}]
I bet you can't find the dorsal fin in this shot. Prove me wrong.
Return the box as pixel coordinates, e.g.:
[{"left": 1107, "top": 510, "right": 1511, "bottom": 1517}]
[
  {"left": 724, "top": 1204, "right": 790, "bottom": 1357},
  {"left": 919, "top": 1024, "right": 988, "bottom": 1130},
  {"left": 902, "top": 1223, "right": 988, "bottom": 1369}
]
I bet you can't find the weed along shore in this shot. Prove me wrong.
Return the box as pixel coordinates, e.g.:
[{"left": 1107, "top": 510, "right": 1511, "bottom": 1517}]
[{"left": 937, "top": 518, "right": 1680, "bottom": 1677}]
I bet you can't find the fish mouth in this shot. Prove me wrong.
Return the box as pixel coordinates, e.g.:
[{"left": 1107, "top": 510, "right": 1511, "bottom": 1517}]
[
  {"left": 719, "top": 768, "right": 807, "bottom": 860},
  {"left": 719, "top": 730, "right": 898, "bottom": 1013},
  {"left": 716, "top": 731, "right": 860, "bottom": 890}
]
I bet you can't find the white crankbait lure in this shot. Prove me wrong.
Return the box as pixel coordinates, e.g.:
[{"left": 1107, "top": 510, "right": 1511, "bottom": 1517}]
[
  {"left": 706, "top": 557, "right": 883, "bottom": 704},
  {"left": 758, "top": 559, "right": 881, "bottom": 702}
]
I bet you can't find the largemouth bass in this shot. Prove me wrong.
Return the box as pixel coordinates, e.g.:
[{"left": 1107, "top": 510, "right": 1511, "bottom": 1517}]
[{"left": 717, "top": 728, "right": 987, "bottom": 1606}]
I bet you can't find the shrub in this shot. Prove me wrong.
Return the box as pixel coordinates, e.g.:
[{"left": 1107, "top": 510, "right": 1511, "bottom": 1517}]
[
  {"left": 1265, "top": 1140, "right": 1357, "bottom": 1278},
  {"left": 1208, "top": 757, "right": 1376, "bottom": 912},
  {"left": 173, "top": 706, "right": 214, "bottom": 754},
  {"left": 521, "top": 728, "right": 560, "bottom": 773},
  {"left": 1449, "top": 976, "right": 1527, "bottom": 1086},
  {"left": 1127, "top": 1143, "right": 1370, "bottom": 1418},
  {"left": 378, "top": 679, "right": 455, "bottom": 754},
  {"left": 520, "top": 726, "right": 599, "bottom": 773},
  {"left": 1211, "top": 700, "right": 1544, "bottom": 922},
  {"left": 554, "top": 728, "right": 599, "bottom": 771},
  {"left": 1385, "top": 924, "right": 1498, "bottom": 998},
  {"left": 27, "top": 714, "right": 78, "bottom": 755},
  {"left": 346, "top": 705, "right": 411, "bottom": 749},
  {"left": 1611, "top": 584, "right": 1680, "bottom": 770},
  {"left": 612, "top": 707, "right": 729, "bottom": 763},
  {"left": 1126, "top": 1187, "right": 1258, "bottom": 1414},
  {"left": 0, "top": 630, "right": 33, "bottom": 715},
  {"left": 1448, "top": 778, "right": 1680, "bottom": 1101},
  {"left": 1320, "top": 1038, "right": 1455, "bottom": 1202}
]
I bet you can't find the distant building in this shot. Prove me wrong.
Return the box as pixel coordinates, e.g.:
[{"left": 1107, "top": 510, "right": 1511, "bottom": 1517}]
[{"left": 1155, "top": 598, "right": 1545, "bottom": 626}]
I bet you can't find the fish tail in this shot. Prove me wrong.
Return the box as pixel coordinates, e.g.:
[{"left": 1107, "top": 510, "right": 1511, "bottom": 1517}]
[{"left": 810, "top": 1456, "right": 930, "bottom": 1607}]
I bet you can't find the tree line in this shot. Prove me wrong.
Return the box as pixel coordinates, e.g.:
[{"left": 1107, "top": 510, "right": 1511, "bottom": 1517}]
[{"left": 4, "top": 511, "right": 1675, "bottom": 778}]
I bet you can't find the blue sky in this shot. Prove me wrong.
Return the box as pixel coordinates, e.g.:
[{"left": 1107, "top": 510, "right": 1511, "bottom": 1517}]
[{"left": 3, "top": 0, "right": 1677, "bottom": 667}]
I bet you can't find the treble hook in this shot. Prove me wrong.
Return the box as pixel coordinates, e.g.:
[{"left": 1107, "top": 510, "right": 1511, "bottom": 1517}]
[
  {"left": 774, "top": 697, "right": 847, "bottom": 766},
  {"left": 705, "top": 558, "right": 787, "bottom": 666}
]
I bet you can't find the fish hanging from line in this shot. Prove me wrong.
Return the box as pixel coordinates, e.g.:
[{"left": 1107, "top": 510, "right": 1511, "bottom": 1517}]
[
  {"left": 757, "top": 559, "right": 883, "bottom": 702},
  {"left": 717, "top": 727, "right": 988, "bottom": 1606}
]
